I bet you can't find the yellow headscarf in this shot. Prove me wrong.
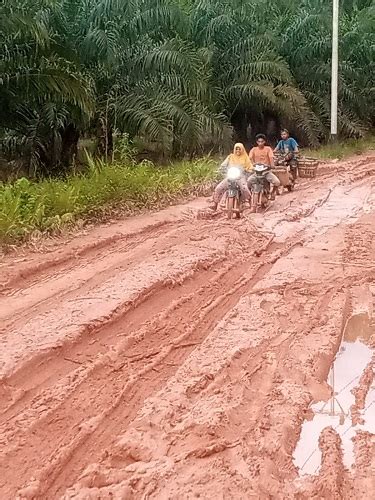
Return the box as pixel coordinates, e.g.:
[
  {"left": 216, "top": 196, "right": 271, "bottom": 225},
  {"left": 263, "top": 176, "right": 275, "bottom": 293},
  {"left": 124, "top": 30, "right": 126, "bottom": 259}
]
[{"left": 227, "top": 143, "right": 252, "bottom": 172}]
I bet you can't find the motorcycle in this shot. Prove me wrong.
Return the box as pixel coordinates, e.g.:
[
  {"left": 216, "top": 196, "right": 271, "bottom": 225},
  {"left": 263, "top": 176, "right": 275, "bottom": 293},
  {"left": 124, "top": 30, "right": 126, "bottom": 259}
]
[
  {"left": 223, "top": 166, "right": 242, "bottom": 220},
  {"left": 251, "top": 164, "right": 271, "bottom": 212}
]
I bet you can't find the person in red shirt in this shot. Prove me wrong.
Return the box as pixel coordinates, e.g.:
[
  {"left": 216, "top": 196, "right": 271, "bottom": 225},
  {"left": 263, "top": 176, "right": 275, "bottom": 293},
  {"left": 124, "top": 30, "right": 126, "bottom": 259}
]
[{"left": 247, "top": 134, "right": 280, "bottom": 210}]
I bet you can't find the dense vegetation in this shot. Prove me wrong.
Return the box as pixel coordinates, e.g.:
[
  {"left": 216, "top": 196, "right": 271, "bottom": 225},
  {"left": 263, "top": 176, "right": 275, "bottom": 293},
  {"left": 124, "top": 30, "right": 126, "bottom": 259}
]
[
  {"left": 1, "top": 0, "right": 374, "bottom": 175},
  {"left": 0, "top": 156, "right": 219, "bottom": 242}
]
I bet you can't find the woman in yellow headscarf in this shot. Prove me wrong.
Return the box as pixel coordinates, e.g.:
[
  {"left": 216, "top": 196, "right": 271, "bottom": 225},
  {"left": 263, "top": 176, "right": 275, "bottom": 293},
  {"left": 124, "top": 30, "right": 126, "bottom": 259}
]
[{"left": 211, "top": 143, "right": 252, "bottom": 210}]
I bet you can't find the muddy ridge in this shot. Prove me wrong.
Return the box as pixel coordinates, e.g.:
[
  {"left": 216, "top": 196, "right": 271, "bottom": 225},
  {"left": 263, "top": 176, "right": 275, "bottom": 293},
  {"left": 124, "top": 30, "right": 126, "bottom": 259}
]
[{"left": 0, "top": 154, "right": 374, "bottom": 499}]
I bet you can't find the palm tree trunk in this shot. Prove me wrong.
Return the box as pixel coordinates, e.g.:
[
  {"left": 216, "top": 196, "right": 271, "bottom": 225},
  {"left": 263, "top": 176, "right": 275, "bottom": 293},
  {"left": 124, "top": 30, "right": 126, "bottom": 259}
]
[
  {"left": 231, "top": 110, "right": 248, "bottom": 145},
  {"left": 248, "top": 114, "right": 263, "bottom": 144},
  {"left": 265, "top": 114, "right": 280, "bottom": 147},
  {"left": 61, "top": 124, "right": 80, "bottom": 169},
  {"left": 96, "top": 117, "right": 113, "bottom": 161}
]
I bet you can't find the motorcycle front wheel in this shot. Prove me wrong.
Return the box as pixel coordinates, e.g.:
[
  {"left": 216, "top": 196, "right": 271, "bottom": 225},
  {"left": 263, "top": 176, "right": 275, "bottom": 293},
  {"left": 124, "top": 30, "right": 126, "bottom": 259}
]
[{"left": 226, "top": 196, "right": 234, "bottom": 219}]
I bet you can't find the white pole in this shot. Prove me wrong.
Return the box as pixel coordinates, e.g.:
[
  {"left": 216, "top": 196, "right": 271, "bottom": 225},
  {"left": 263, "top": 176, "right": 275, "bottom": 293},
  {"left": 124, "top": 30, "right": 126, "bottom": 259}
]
[{"left": 331, "top": 0, "right": 339, "bottom": 139}]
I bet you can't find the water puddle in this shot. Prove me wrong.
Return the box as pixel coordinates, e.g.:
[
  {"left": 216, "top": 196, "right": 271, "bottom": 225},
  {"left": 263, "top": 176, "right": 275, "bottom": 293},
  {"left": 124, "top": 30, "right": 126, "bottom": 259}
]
[{"left": 293, "top": 313, "right": 374, "bottom": 475}]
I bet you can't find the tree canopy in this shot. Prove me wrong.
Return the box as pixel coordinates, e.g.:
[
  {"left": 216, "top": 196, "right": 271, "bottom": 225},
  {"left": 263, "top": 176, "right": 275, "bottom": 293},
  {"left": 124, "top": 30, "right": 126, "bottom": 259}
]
[{"left": 1, "top": 0, "right": 374, "bottom": 174}]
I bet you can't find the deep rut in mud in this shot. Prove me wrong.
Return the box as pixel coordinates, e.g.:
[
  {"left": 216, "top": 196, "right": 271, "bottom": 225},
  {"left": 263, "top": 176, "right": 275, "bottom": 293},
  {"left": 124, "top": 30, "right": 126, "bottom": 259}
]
[{"left": 0, "top": 154, "right": 374, "bottom": 499}]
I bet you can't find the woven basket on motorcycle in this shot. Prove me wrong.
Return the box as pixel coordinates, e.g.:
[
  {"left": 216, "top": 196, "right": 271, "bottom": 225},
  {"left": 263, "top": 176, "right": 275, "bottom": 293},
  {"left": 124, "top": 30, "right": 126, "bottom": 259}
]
[
  {"left": 273, "top": 166, "right": 290, "bottom": 186},
  {"left": 298, "top": 157, "right": 319, "bottom": 178}
]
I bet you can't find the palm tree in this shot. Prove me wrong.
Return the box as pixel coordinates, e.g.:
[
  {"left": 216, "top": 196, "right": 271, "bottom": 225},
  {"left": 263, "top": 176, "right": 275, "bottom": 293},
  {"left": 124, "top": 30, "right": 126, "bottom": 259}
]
[
  {"left": 1, "top": 0, "right": 373, "bottom": 175},
  {"left": 278, "top": 0, "right": 374, "bottom": 138},
  {"left": 65, "top": 0, "right": 227, "bottom": 158},
  {"left": 1, "top": 0, "right": 226, "bottom": 172},
  {"left": 189, "top": 0, "right": 321, "bottom": 146},
  {"left": 0, "top": 0, "right": 94, "bottom": 175}
]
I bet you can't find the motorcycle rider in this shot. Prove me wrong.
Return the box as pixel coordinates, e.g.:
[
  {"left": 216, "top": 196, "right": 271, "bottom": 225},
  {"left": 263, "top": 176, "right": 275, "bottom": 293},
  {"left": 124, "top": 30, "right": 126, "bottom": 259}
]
[
  {"left": 274, "top": 129, "right": 299, "bottom": 164},
  {"left": 210, "top": 143, "right": 252, "bottom": 211},
  {"left": 247, "top": 134, "right": 280, "bottom": 209}
]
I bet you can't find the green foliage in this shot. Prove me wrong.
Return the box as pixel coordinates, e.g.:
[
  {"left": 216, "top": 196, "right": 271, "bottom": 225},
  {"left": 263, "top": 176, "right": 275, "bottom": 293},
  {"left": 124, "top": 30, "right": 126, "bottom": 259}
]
[
  {"left": 0, "top": 156, "right": 218, "bottom": 243},
  {"left": 113, "top": 133, "right": 137, "bottom": 164},
  {"left": 0, "top": 0, "right": 374, "bottom": 175},
  {"left": 278, "top": 0, "right": 374, "bottom": 139},
  {"left": 304, "top": 135, "right": 375, "bottom": 160}
]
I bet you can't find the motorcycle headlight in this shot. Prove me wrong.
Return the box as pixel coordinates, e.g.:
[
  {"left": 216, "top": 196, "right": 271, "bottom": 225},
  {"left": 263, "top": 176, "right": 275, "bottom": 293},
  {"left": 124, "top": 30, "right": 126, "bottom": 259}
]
[
  {"left": 254, "top": 164, "right": 266, "bottom": 173},
  {"left": 227, "top": 167, "right": 241, "bottom": 180}
]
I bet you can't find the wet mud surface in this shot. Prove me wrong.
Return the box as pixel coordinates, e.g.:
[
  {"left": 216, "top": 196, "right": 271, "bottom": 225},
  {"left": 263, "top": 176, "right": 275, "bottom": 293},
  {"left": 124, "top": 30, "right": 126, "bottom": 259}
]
[{"left": 0, "top": 154, "right": 374, "bottom": 499}]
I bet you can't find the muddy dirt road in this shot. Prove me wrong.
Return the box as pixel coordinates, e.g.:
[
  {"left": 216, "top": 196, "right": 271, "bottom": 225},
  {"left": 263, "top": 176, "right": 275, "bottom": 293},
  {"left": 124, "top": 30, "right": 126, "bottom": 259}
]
[{"left": 1, "top": 154, "right": 374, "bottom": 499}]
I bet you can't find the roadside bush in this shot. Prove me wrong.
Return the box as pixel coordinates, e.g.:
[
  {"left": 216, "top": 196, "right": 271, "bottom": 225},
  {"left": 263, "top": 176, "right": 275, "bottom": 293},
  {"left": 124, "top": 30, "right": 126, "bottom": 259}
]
[
  {"left": 0, "top": 157, "right": 218, "bottom": 243},
  {"left": 304, "top": 136, "right": 375, "bottom": 160}
]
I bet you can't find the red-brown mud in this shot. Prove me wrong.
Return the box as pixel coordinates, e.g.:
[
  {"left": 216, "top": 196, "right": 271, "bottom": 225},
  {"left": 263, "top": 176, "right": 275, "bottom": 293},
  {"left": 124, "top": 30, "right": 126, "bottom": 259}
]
[{"left": 1, "top": 154, "right": 375, "bottom": 499}]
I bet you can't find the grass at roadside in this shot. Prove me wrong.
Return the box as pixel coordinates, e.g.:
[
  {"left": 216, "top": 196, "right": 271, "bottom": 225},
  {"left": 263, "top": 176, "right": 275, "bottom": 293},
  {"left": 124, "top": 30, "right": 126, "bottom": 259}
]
[
  {"left": 0, "top": 157, "right": 218, "bottom": 244},
  {"left": 304, "top": 135, "right": 375, "bottom": 160}
]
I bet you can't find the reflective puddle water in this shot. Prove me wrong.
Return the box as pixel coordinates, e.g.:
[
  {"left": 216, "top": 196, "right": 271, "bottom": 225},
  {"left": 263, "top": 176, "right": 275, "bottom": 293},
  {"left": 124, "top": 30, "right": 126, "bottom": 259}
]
[{"left": 293, "top": 313, "right": 374, "bottom": 475}]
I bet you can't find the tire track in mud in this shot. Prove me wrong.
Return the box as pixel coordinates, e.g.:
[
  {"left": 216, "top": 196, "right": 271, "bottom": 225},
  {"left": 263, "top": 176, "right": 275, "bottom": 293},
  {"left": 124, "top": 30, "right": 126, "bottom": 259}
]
[
  {"left": 49, "top": 237, "right": 313, "bottom": 499},
  {"left": 2, "top": 224, "right": 250, "bottom": 378},
  {"left": 0, "top": 153, "right": 374, "bottom": 498},
  {"left": 10, "top": 250, "right": 364, "bottom": 498},
  {"left": 0, "top": 220, "right": 212, "bottom": 327},
  {"left": 59, "top": 284, "right": 348, "bottom": 499},
  {"left": 1, "top": 229, "right": 305, "bottom": 419},
  {"left": 0, "top": 249, "right": 249, "bottom": 418},
  {"left": 0, "top": 233, "right": 299, "bottom": 498},
  {"left": 0, "top": 219, "right": 173, "bottom": 291}
]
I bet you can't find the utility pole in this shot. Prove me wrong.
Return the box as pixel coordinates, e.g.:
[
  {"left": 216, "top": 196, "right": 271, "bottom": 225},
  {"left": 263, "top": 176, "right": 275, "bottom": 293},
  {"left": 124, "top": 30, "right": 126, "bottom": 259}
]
[{"left": 330, "top": 0, "right": 339, "bottom": 140}]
